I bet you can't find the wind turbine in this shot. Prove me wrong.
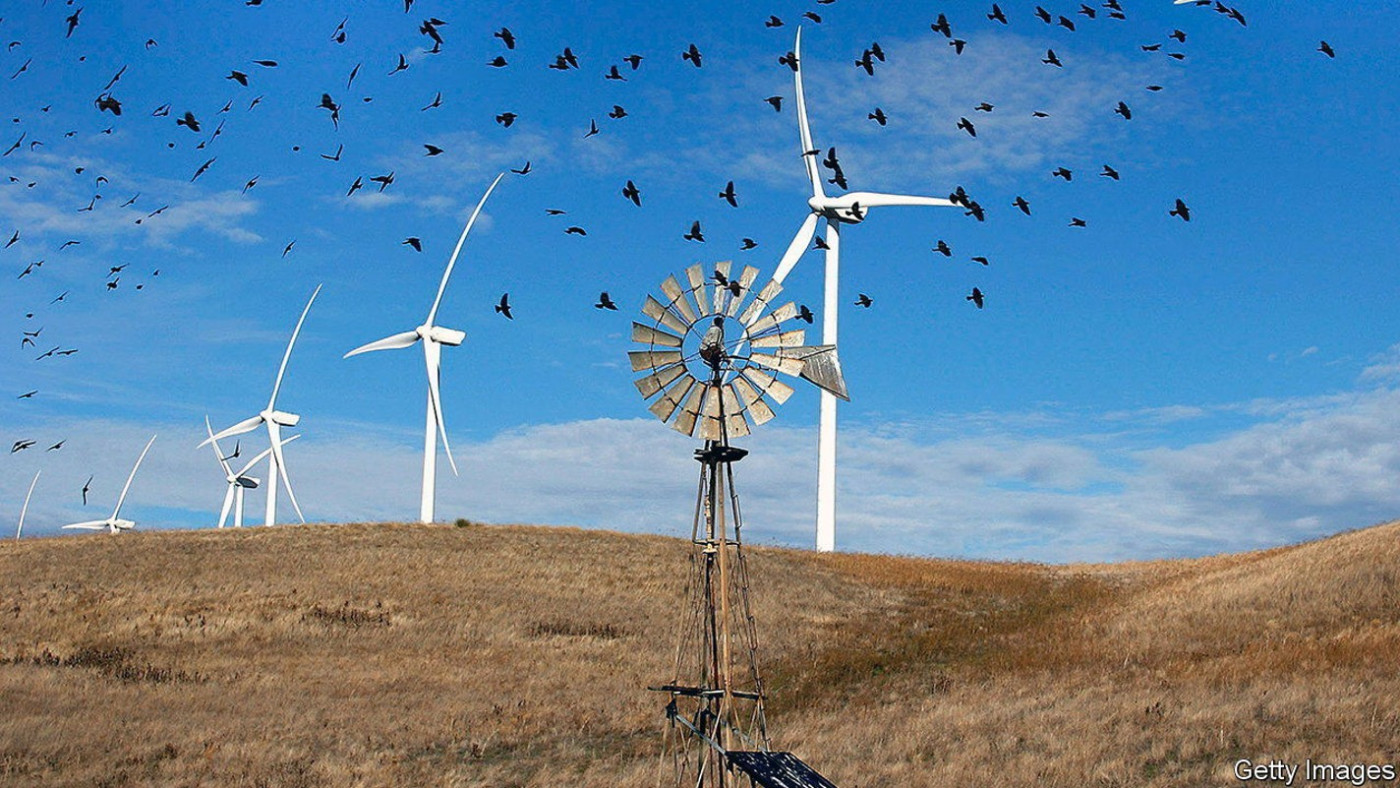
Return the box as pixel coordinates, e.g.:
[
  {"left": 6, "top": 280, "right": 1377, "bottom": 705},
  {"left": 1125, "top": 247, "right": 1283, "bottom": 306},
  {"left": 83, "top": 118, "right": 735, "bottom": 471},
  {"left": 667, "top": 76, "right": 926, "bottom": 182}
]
[
  {"left": 61, "top": 435, "right": 157, "bottom": 534},
  {"left": 202, "top": 284, "right": 321, "bottom": 526},
  {"left": 16, "top": 470, "right": 39, "bottom": 540},
  {"left": 345, "top": 173, "right": 503, "bottom": 523},
  {"left": 203, "top": 416, "right": 298, "bottom": 528},
  {"left": 771, "top": 28, "right": 958, "bottom": 552}
]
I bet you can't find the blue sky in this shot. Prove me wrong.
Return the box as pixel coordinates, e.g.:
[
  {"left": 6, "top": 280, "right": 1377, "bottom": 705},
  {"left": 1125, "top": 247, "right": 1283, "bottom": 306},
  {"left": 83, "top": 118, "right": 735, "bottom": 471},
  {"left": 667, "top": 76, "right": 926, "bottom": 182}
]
[{"left": 3, "top": 1, "right": 1398, "bottom": 561}]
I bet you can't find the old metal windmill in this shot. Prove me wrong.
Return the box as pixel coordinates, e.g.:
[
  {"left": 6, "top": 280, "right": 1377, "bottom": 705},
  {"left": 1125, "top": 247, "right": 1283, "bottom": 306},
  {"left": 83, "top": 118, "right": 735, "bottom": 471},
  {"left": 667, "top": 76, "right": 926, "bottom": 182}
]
[{"left": 631, "top": 261, "right": 846, "bottom": 788}]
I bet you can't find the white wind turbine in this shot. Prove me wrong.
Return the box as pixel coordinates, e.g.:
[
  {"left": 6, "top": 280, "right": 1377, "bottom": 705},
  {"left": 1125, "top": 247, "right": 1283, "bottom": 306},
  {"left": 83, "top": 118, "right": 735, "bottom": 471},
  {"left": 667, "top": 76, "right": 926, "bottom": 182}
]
[
  {"left": 202, "top": 284, "right": 321, "bottom": 526},
  {"left": 203, "top": 416, "right": 299, "bottom": 528},
  {"left": 16, "top": 470, "right": 39, "bottom": 540},
  {"left": 771, "top": 28, "right": 958, "bottom": 552},
  {"left": 61, "top": 435, "right": 157, "bottom": 534},
  {"left": 344, "top": 173, "right": 503, "bottom": 523}
]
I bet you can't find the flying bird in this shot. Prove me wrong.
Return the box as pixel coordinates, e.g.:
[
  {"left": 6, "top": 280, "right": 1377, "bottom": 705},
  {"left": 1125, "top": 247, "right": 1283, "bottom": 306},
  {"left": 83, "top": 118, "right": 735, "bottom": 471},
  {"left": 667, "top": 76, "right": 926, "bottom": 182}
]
[
  {"left": 422, "top": 92, "right": 442, "bottom": 110},
  {"left": 495, "top": 293, "right": 513, "bottom": 319},
  {"left": 718, "top": 181, "right": 737, "bottom": 207},
  {"left": 584, "top": 118, "right": 599, "bottom": 138},
  {"left": 682, "top": 43, "right": 702, "bottom": 67},
  {"left": 282, "top": 240, "right": 296, "bottom": 257},
  {"left": 190, "top": 158, "right": 216, "bottom": 182},
  {"left": 605, "top": 64, "right": 627, "bottom": 81},
  {"left": 1100, "top": 164, "right": 1120, "bottom": 180},
  {"left": 1069, "top": 217, "right": 1087, "bottom": 227},
  {"left": 595, "top": 292, "right": 618, "bottom": 311},
  {"left": 424, "top": 144, "right": 444, "bottom": 156},
  {"left": 494, "top": 27, "right": 515, "bottom": 49},
  {"left": 765, "top": 15, "right": 783, "bottom": 28},
  {"left": 622, "top": 180, "right": 641, "bottom": 206},
  {"left": 402, "top": 237, "right": 422, "bottom": 252},
  {"left": 321, "top": 143, "right": 343, "bottom": 161},
  {"left": 1013, "top": 196, "right": 1031, "bottom": 215},
  {"left": 227, "top": 70, "right": 248, "bottom": 86},
  {"left": 1043, "top": 49, "right": 1063, "bottom": 67},
  {"left": 967, "top": 287, "right": 985, "bottom": 309},
  {"left": 346, "top": 176, "right": 363, "bottom": 196},
  {"left": 65, "top": 7, "right": 83, "bottom": 38},
  {"left": 495, "top": 112, "right": 517, "bottom": 127},
  {"left": 988, "top": 4, "right": 1008, "bottom": 24},
  {"left": 511, "top": 161, "right": 532, "bottom": 175},
  {"left": 931, "top": 13, "right": 951, "bottom": 38},
  {"left": 11, "top": 439, "right": 34, "bottom": 453},
  {"left": 933, "top": 240, "right": 952, "bottom": 257},
  {"left": 81, "top": 475, "right": 93, "bottom": 505},
  {"left": 869, "top": 107, "right": 888, "bottom": 126},
  {"left": 684, "top": 221, "right": 705, "bottom": 242},
  {"left": 765, "top": 96, "right": 782, "bottom": 111},
  {"left": 565, "top": 226, "right": 587, "bottom": 235},
  {"left": 971, "top": 256, "right": 990, "bottom": 266},
  {"left": 1170, "top": 198, "right": 1191, "bottom": 221},
  {"left": 950, "top": 39, "right": 967, "bottom": 54},
  {"left": 740, "top": 238, "right": 758, "bottom": 250},
  {"left": 1052, "top": 166, "right": 1073, "bottom": 181},
  {"left": 1318, "top": 41, "right": 1335, "bottom": 58},
  {"left": 1115, "top": 101, "right": 1132, "bottom": 120},
  {"left": 623, "top": 54, "right": 643, "bottom": 70},
  {"left": 176, "top": 111, "right": 201, "bottom": 132},
  {"left": 854, "top": 294, "right": 873, "bottom": 308},
  {"left": 798, "top": 305, "right": 814, "bottom": 324},
  {"left": 957, "top": 117, "right": 976, "bottom": 137}
]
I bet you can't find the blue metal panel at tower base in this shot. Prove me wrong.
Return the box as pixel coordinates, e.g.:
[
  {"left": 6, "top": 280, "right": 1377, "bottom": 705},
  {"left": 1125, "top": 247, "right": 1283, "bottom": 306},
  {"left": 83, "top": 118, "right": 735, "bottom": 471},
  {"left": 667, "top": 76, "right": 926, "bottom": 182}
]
[{"left": 726, "top": 751, "right": 839, "bottom": 788}]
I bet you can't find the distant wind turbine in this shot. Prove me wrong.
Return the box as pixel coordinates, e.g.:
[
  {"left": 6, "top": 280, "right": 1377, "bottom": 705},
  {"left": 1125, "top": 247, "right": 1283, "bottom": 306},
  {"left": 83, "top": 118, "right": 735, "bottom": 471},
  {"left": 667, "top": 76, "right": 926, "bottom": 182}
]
[
  {"left": 345, "top": 173, "right": 504, "bottom": 523},
  {"left": 61, "top": 435, "right": 157, "bottom": 534},
  {"left": 16, "top": 470, "right": 39, "bottom": 540},
  {"left": 771, "top": 28, "right": 957, "bottom": 552},
  {"left": 202, "top": 285, "right": 321, "bottom": 526},
  {"left": 204, "top": 415, "right": 298, "bottom": 528}
]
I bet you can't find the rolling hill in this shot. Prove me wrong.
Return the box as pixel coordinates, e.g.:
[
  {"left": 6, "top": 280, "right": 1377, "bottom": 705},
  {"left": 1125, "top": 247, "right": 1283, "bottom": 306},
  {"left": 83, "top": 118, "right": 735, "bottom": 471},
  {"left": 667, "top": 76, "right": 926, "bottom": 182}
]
[{"left": 2, "top": 520, "right": 1398, "bottom": 787}]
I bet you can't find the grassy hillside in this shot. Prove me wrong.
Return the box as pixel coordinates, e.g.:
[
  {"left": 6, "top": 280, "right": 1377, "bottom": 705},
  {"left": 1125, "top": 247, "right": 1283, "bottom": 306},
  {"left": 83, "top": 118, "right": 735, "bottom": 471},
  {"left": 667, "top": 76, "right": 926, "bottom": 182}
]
[{"left": 2, "top": 521, "right": 1398, "bottom": 787}]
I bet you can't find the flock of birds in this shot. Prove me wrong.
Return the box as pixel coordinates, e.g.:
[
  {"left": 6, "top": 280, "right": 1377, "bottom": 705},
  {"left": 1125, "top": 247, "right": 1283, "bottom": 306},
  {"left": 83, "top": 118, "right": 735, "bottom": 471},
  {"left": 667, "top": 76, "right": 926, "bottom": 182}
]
[{"left": 3, "top": 1, "right": 1339, "bottom": 529}]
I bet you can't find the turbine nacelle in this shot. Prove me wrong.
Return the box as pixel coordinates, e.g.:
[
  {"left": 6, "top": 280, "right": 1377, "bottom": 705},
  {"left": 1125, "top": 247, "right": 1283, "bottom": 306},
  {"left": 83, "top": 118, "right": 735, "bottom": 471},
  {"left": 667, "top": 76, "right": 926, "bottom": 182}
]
[
  {"left": 235, "top": 474, "right": 259, "bottom": 489},
  {"left": 261, "top": 409, "right": 300, "bottom": 427},
  {"left": 420, "top": 324, "right": 465, "bottom": 346}
]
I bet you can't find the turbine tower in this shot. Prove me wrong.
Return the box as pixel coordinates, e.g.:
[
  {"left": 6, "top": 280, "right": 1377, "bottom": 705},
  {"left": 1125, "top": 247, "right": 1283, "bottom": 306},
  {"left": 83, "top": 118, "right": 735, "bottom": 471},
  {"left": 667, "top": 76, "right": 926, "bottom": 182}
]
[
  {"left": 203, "top": 284, "right": 321, "bottom": 526},
  {"left": 61, "top": 435, "right": 157, "bottom": 534},
  {"left": 771, "top": 28, "right": 957, "bottom": 552},
  {"left": 345, "top": 173, "right": 503, "bottom": 524},
  {"left": 204, "top": 416, "right": 298, "bottom": 528}
]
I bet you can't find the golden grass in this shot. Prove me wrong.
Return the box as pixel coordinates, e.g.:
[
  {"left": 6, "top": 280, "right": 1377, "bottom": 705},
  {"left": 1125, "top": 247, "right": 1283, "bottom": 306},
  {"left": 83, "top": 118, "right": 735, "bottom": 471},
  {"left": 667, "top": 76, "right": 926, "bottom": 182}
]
[{"left": 2, "top": 520, "right": 1398, "bottom": 787}]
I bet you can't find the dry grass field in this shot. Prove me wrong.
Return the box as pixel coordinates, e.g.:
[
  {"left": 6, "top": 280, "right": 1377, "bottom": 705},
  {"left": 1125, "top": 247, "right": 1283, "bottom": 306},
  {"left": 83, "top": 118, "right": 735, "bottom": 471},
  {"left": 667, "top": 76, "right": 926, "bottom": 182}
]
[{"left": 2, "top": 520, "right": 1398, "bottom": 787}]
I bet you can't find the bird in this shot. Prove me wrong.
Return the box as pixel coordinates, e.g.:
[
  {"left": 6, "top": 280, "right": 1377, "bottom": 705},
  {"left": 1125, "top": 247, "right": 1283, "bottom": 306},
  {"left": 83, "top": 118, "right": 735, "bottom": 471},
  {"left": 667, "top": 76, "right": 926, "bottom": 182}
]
[
  {"left": 855, "top": 49, "right": 875, "bottom": 75},
  {"left": 494, "top": 27, "right": 515, "bottom": 49},
  {"left": 957, "top": 117, "right": 976, "bottom": 137},
  {"left": 1032, "top": 111, "right": 1050, "bottom": 118},
  {"left": 4, "top": 230, "right": 17, "bottom": 248},
  {"left": 1080, "top": 4, "right": 1098, "bottom": 18},
  {"left": 47, "top": 440, "right": 65, "bottom": 451},
  {"left": 565, "top": 226, "right": 587, "bottom": 236},
  {"left": 176, "top": 111, "right": 201, "bottom": 132},
  {"left": 684, "top": 221, "right": 705, "bottom": 242},
  {"left": 622, "top": 180, "right": 641, "bottom": 206},
  {"left": 1013, "top": 196, "right": 1031, "bottom": 215},
  {"left": 950, "top": 39, "right": 967, "bottom": 55},
  {"left": 605, "top": 64, "right": 627, "bottom": 81},
  {"left": 546, "top": 209, "right": 568, "bottom": 216},
  {"left": 967, "top": 287, "right": 985, "bottom": 308},
  {"left": 388, "top": 54, "right": 409, "bottom": 75},
  {"left": 65, "top": 7, "right": 83, "bottom": 37},
  {"left": 282, "top": 240, "right": 296, "bottom": 257},
  {"left": 988, "top": 4, "right": 1008, "bottom": 24},
  {"left": 488, "top": 55, "right": 508, "bottom": 67},
  {"left": 623, "top": 54, "right": 643, "bottom": 70},
  {"left": 868, "top": 107, "right": 888, "bottom": 126},
  {"left": 421, "top": 92, "right": 442, "bottom": 111},
  {"left": 870, "top": 42, "right": 886, "bottom": 62},
  {"left": 346, "top": 176, "right": 363, "bottom": 196},
  {"left": 1115, "top": 101, "right": 1132, "bottom": 120},
  {"left": 975, "top": 102, "right": 994, "bottom": 112},
  {"left": 930, "top": 13, "right": 951, "bottom": 38},
  {"left": 798, "top": 305, "right": 814, "bottom": 324},
  {"left": 424, "top": 144, "right": 444, "bottom": 156},
  {"left": 495, "top": 293, "right": 513, "bottom": 319},
  {"left": 1141, "top": 43, "right": 1162, "bottom": 52},
  {"left": 242, "top": 176, "right": 259, "bottom": 194},
  {"left": 933, "top": 240, "right": 952, "bottom": 257},
  {"left": 854, "top": 294, "right": 873, "bottom": 308},
  {"left": 11, "top": 439, "right": 34, "bottom": 453},
  {"left": 971, "top": 256, "right": 990, "bottom": 266},
  {"left": 595, "top": 292, "right": 618, "bottom": 311},
  {"left": 191, "top": 158, "right": 216, "bottom": 182},
  {"left": 1043, "top": 49, "right": 1063, "bottom": 67},
  {"left": 765, "top": 96, "right": 782, "bottom": 112},
  {"left": 1069, "top": 217, "right": 1087, "bottom": 227},
  {"left": 1170, "top": 198, "right": 1191, "bottom": 221},
  {"left": 608, "top": 105, "right": 628, "bottom": 119},
  {"left": 740, "top": 238, "right": 758, "bottom": 250},
  {"left": 81, "top": 475, "right": 93, "bottom": 505},
  {"left": 802, "top": 11, "right": 822, "bottom": 23},
  {"left": 765, "top": 15, "right": 783, "bottom": 28},
  {"left": 584, "top": 118, "right": 599, "bottom": 138},
  {"left": 511, "top": 161, "right": 532, "bottom": 175},
  {"left": 252, "top": 59, "right": 278, "bottom": 68},
  {"left": 813, "top": 236, "right": 829, "bottom": 251},
  {"left": 1318, "top": 41, "right": 1335, "bottom": 58},
  {"left": 402, "top": 237, "right": 422, "bottom": 252},
  {"left": 227, "top": 70, "right": 249, "bottom": 86},
  {"left": 1058, "top": 15, "right": 1076, "bottom": 31},
  {"left": 778, "top": 51, "right": 799, "bottom": 71},
  {"left": 321, "top": 144, "right": 343, "bottom": 162},
  {"left": 1052, "top": 167, "right": 1073, "bottom": 181},
  {"left": 682, "top": 43, "right": 702, "bottom": 67},
  {"left": 718, "top": 181, "right": 738, "bottom": 207},
  {"left": 495, "top": 112, "right": 517, "bottom": 127},
  {"left": 346, "top": 63, "right": 362, "bottom": 88},
  {"left": 1101, "top": 165, "right": 1120, "bottom": 180},
  {"left": 17, "top": 390, "right": 37, "bottom": 399},
  {"left": 1170, "top": 29, "right": 1187, "bottom": 43},
  {"left": 370, "top": 171, "right": 395, "bottom": 192}
]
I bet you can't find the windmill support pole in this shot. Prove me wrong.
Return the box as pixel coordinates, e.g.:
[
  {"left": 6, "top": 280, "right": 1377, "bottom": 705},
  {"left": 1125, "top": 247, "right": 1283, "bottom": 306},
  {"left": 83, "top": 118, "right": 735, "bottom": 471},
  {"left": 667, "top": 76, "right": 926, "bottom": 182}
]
[
  {"left": 234, "top": 488, "right": 244, "bottom": 528},
  {"left": 816, "top": 219, "right": 841, "bottom": 552},
  {"left": 265, "top": 454, "right": 278, "bottom": 526},
  {"left": 420, "top": 389, "right": 437, "bottom": 524}
]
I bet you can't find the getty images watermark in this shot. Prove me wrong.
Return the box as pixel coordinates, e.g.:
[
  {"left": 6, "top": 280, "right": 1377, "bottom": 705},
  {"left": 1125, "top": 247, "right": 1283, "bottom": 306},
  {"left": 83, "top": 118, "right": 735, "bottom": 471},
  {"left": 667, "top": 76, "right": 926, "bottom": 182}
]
[{"left": 1234, "top": 759, "right": 1397, "bottom": 786}]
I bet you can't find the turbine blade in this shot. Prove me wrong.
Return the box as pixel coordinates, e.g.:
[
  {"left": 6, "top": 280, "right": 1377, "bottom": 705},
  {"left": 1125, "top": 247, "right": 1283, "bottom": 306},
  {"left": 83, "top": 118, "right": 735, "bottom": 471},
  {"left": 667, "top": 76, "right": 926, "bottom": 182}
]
[
  {"left": 269, "top": 284, "right": 323, "bottom": 410},
  {"left": 840, "top": 191, "right": 958, "bottom": 209},
  {"left": 218, "top": 485, "right": 235, "bottom": 528},
  {"left": 267, "top": 422, "right": 305, "bottom": 523},
  {"left": 344, "top": 330, "right": 420, "bottom": 358},
  {"left": 794, "top": 27, "right": 824, "bottom": 198},
  {"left": 61, "top": 520, "right": 110, "bottom": 530},
  {"left": 424, "top": 340, "right": 458, "bottom": 476},
  {"left": 17, "top": 470, "right": 39, "bottom": 540},
  {"left": 771, "top": 213, "right": 820, "bottom": 284},
  {"left": 205, "top": 415, "right": 233, "bottom": 474},
  {"left": 237, "top": 435, "right": 297, "bottom": 477},
  {"left": 201, "top": 415, "right": 264, "bottom": 447},
  {"left": 112, "top": 434, "right": 157, "bottom": 520},
  {"left": 427, "top": 172, "right": 505, "bottom": 327}
]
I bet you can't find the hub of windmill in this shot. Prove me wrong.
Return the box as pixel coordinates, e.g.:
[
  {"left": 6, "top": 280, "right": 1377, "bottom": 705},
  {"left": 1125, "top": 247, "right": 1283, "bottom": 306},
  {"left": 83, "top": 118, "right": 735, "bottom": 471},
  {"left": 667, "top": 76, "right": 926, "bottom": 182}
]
[{"left": 694, "top": 445, "right": 748, "bottom": 465}]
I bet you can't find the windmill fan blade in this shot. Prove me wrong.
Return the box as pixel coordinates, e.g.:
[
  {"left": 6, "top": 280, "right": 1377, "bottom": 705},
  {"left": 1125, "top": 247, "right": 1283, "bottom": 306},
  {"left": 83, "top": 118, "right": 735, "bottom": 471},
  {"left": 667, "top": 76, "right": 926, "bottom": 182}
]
[
  {"left": 771, "top": 213, "right": 819, "bottom": 285},
  {"left": 629, "top": 349, "right": 684, "bottom": 372},
  {"left": 794, "top": 28, "right": 824, "bottom": 199},
  {"left": 748, "top": 351, "right": 805, "bottom": 377},
  {"left": 427, "top": 173, "right": 504, "bottom": 326},
  {"left": 712, "top": 260, "right": 732, "bottom": 314},
  {"left": 267, "top": 423, "right": 306, "bottom": 524},
  {"left": 112, "top": 435, "right": 157, "bottom": 520},
  {"left": 218, "top": 485, "right": 235, "bottom": 528},
  {"left": 676, "top": 383, "right": 707, "bottom": 437},
  {"left": 631, "top": 323, "right": 684, "bottom": 348},
  {"left": 685, "top": 264, "right": 709, "bottom": 320},
  {"left": 269, "top": 284, "right": 322, "bottom": 411},
  {"left": 424, "top": 340, "right": 458, "bottom": 476},
  {"left": 205, "top": 415, "right": 233, "bottom": 475},
  {"left": 725, "top": 266, "right": 762, "bottom": 318},
  {"left": 740, "top": 279, "right": 785, "bottom": 326},
  {"left": 238, "top": 435, "right": 296, "bottom": 476},
  {"left": 740, "top": 367, "right": 795, "bottom": 405},
  {"left": 61, "top": 520, "right": 111, "bottom": 531},
  {"left": 642, "top": 295, "right": 690, "bottom": 335},
  {"left": 660, "top": 275, "right": 698, "bottom": 324},
  {"left": 840, "top": 191, "right": 958, "bottom": 209},
  {"left": 732, "top": 377, "right": 777, "bottom": 425},
  {"left": 201, "top": 415, "right": 263, "bottom": 447},
  {"left": 345, "top": 330, "right": 419, "bottom": 358},
  {"left": 650, "top": 374, "right": 696, "bottom": 423},
  {"left": 721, "top": 385, "right": 751, "bottom": 438},
  {"left": 788, "top": 345, "right": 850, "bottom": 401},
  {"left": 635, "top": 363, "right": 686, "bottom": 399},
  {"left": 745, "top": 302, "right": 800, "bottom": 337},
  {"left": 750, "top": 328, "right": 807, "bottom": 348}
]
